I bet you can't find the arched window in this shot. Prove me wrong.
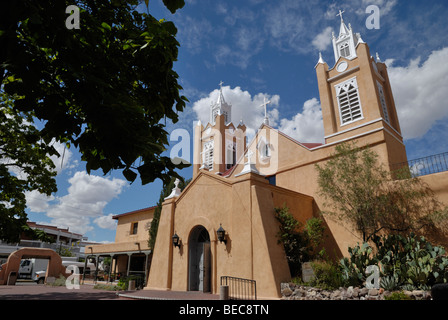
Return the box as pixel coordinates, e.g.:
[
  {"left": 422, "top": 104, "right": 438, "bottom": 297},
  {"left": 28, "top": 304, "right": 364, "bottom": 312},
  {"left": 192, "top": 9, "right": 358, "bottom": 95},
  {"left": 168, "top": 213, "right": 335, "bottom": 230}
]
[
  {"left": 339, "top": 42, "right": 350, "bottom": 58},
  {"left": 226, "top": 141, "right": 236, "bottom": 170},
  {"left": 335, "top": 77, "right": 363, "bottom": 125},
  {"left": 202, "top": 140, "right": 214, "bottom": 170}
]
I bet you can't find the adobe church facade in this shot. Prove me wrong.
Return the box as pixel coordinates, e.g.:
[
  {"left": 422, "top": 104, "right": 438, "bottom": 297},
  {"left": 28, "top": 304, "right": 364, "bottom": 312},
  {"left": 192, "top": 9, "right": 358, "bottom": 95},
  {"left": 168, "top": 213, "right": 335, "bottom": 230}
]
[{"left": 145, "top": 15, "right": 445, "bottom": 298}]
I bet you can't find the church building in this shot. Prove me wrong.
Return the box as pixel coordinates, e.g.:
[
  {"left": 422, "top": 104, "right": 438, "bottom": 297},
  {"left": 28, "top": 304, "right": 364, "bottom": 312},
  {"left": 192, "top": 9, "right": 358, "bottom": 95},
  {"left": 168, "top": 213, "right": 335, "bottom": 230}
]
[{"left": 145, "top": 14, "right": 446, "bottom": 298}]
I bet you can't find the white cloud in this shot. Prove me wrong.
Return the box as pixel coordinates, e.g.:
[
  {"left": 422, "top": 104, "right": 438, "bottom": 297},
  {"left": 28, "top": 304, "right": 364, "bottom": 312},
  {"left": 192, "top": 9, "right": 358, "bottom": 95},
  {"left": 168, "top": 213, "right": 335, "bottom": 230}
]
[
  {"left": 25, "top": 190, "right": 55, "bottom": 213},
  {"left": 278, "top": 98, "right": 325, "bottom": 143},
  {"left": 175, "top": 16, "right": 214, "bottom": 54},
  {"left": 387, "top": 47, "right": 448, "bottom": 140},
  {"left": 213, "top": 26, "right": 264, "bottom": 69},
  {"left": 312, "top": 27, "right": 333, "bottom": 51},
  {"left": 94, "top": 213, "right": 118, "bottom": 230},
  {"left": 356, "top": 0, "right": 397, "bottom": 16},
  {"left": 263, "top": 2, "right": 331, "bottom": 55},
  {"left": 28, "top": 171, "right": 128, "bottom": 234}
]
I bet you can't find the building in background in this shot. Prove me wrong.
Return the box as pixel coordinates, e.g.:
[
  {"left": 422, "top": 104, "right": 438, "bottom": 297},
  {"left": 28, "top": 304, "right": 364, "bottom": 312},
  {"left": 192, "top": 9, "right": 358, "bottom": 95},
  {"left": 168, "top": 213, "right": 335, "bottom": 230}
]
[
  {"left": 0, "top": 221, "right": 87, "bottom": 265},
  {"left": 84, "top": 206, "right": 155, "bottom": 286}
]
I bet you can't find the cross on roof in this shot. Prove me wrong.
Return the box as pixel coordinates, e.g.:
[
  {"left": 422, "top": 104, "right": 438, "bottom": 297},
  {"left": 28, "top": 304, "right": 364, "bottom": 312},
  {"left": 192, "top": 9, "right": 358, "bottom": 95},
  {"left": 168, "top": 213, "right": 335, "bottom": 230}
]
[
  {"left": 260, "top": 97, "right": 271, "bottom": 118},
  {"left": 219, "top": 80, "right": 224, "bottom": 89},
  {"left": 337, "top": 9, "right": 345, "bottom": 21}
]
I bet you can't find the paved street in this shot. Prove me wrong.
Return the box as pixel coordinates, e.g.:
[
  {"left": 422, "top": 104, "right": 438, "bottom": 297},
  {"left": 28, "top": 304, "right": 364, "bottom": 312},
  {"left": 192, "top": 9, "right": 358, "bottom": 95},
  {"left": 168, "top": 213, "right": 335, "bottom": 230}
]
[
  {"left": 0, "top": 282, "right": 120, "bottom": 300},
  {"left": 0, "top": 281, "right": 220, "bottom": 300}
]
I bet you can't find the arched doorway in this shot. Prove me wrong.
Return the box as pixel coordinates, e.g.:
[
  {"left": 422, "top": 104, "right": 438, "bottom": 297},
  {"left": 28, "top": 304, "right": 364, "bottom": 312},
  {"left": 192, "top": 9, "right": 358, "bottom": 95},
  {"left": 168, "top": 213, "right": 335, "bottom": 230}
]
[
  {"left": 188, "top": 225, "right": 211, "bottom": 292},
  {"left": 0, "top": 248, "right": 66, "bottom": 285}
]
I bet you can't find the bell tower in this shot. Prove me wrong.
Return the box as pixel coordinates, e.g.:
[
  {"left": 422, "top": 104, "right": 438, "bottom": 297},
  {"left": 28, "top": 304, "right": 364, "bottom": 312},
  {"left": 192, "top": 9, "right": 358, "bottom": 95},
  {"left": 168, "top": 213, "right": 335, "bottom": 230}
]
[
  {"left": 193, "top": 83, "right": 246, "bottom": 178},
  {"left": 315, "top": 11, "right": 407, "bottom": 167}
]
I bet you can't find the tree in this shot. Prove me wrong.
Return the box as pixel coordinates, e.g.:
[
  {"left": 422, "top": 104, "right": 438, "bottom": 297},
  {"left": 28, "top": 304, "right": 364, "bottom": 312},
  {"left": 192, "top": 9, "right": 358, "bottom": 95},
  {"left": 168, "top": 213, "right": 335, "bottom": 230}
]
[
  {"left": 148, "top": 176, "right": 190, "bottom": 251},
  {"left": 315, "top": 142, "right": 448, "bottom": 244},
  {"left": 274, "top": 205, "right": 326, "bottom": 277},
  {"left": 0, "top": 94, "right": 58, "bottom": 243},
  {"left": 0, "top": 0, "right": 188, "bottom": 186}
]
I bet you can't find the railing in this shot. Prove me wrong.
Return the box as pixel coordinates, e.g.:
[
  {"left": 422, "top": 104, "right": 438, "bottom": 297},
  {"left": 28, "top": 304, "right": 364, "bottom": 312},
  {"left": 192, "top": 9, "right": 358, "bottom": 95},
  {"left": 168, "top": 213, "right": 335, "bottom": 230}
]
[
  {"left": 221, "top": 276, "right": 257, "bottom": 300},
  {"left": 391, "top": 152, "right": 448, "bottom": 178}
]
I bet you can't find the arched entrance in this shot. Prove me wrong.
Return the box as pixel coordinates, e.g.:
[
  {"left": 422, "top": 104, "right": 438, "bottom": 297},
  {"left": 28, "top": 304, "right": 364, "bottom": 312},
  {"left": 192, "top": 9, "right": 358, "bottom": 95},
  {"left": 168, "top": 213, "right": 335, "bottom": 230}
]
[
  {"left": 0, "top": 248, "right": 67, "bottom": 285},
  {"left": 188, "top": 225, "right": 211, "bottom": 292}
]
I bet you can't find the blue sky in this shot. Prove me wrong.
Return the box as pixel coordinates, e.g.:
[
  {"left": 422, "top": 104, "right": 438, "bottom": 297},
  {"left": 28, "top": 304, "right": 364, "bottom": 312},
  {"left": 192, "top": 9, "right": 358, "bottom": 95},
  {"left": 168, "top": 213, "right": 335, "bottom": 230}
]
[{"left": 25, "top": 0, "right": 448, "bottom": 243}]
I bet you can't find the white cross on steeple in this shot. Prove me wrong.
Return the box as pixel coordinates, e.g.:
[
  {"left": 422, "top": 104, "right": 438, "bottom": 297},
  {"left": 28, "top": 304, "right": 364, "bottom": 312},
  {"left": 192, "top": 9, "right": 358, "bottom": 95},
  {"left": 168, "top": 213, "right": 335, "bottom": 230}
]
[
  {"left": 337, "top": 9, "right": 345, "bottom": 21},
  {"left": 260, "top": 97, "right": 271, "bottom": 125}
]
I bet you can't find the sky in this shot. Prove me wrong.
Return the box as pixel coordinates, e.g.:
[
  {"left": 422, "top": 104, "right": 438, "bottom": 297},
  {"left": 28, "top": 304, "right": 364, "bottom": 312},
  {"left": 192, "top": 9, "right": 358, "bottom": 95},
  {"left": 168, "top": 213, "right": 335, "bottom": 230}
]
[{"left": 25, "top": 0, "right": 448, "bottom": 243}]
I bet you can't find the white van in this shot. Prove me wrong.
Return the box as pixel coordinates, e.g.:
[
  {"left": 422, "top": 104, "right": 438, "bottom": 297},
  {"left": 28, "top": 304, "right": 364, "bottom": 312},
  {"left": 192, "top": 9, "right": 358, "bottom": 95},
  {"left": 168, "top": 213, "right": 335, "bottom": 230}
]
[{"left": 33, "top": 260, "right": 96, "bottom": 284}]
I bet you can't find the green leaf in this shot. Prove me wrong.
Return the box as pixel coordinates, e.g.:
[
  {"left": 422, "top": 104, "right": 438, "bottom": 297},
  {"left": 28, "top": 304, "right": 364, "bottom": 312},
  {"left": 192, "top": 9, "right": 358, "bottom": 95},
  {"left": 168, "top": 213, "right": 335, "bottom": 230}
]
[
  {"left": 101, "top": 22, "right": 111, "bottom": 31},
  {"left": 162, "top": 0, "right": 185, "bottom": 13},
  {"left": 123, "top": 169, "right": 137, "bottom": 183}
]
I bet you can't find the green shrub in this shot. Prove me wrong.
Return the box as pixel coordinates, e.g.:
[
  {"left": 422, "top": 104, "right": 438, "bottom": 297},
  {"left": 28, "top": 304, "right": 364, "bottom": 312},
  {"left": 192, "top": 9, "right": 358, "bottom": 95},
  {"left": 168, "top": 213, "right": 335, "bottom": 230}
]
[
  {"left": 116, "top": 274, "right": 145, "bottom": 290},
  {"left": 310, "top": 260, "right": 344, "bottom": 290},
  {"left": 46, "top": 274, "right": 67, "bottom": 287},
  {"left": 384, "top": 291, "right": 414, "bottom": 300},
  {"left": 274, "top": 205, "right": 327, "bottom": 278},
  {"left": 93, "top": 283, "right": 119, "bottom": 291}
]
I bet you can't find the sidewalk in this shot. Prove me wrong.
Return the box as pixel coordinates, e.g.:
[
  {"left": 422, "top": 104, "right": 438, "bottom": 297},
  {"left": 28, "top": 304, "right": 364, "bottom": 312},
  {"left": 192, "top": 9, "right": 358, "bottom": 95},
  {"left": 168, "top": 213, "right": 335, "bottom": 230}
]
[{"left": 118, "top": 288, "right": 220, "bottom": 300}]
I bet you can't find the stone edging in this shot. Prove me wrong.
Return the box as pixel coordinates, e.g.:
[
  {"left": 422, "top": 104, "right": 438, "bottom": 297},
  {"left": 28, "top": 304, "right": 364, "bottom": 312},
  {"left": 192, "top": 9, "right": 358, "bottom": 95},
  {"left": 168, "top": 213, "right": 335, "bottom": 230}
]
[{"left": 281, "top": 283, "right": 432, "bottom": 300}]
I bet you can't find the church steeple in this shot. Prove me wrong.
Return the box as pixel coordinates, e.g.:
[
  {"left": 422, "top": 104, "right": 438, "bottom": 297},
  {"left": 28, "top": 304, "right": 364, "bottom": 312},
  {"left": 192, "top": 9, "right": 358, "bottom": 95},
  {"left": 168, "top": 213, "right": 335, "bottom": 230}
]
[
  {"left": 316, "top": 11, "right": 404, "bottom": 147},
  {"left": 332, "top": 9, "right": 360, "bottom": 63},
  {"left": 210, "top": 81, "right": 232, "bottom": 125},
  {"left": 193, "top": 82, "right": 246, "bottom": 178},
  {"left": 337, "top": 10, "right": 350, "bottom": 37}
]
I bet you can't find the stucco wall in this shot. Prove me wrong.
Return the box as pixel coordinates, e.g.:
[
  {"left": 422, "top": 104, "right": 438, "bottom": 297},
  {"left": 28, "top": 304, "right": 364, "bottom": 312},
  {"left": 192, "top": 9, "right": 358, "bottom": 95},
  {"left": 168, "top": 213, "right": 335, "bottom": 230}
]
[{"left": 146, "top": 171, "right": 317, "bottom": 299}]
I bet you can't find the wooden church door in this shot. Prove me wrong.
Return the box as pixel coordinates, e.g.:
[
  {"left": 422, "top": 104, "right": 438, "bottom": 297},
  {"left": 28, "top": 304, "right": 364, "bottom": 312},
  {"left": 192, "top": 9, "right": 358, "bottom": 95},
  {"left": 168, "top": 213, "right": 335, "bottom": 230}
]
[{"left": 188, "top": 226, "right": 211, "bottom": 292}]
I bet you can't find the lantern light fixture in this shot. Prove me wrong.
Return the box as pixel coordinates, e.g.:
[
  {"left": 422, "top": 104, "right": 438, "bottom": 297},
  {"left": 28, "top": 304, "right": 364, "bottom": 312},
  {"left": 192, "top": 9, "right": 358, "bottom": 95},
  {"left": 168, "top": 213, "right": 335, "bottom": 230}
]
[
  {"left": 172, "top": 232, "right": 181, "bottom": 248},
  {"left": 217, "top": 224, "right": 227, "bottom": 244}
]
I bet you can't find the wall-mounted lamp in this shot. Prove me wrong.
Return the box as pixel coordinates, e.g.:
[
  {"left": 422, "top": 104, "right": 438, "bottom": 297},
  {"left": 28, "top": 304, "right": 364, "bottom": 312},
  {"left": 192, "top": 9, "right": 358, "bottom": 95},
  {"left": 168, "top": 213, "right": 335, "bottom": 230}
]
[
  {"left": 217, "top": 224, "right": 227, "bottom": 244},
  {"left": 172, "top": 232, "right": 181, "bottom": 248}
]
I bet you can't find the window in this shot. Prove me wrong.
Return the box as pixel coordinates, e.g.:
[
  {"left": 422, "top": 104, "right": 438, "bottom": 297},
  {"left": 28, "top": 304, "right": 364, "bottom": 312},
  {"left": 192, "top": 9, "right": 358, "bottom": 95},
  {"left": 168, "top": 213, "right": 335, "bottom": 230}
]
[
  {"left": 223, "top": 111, "right": 229, "bottom": 124},
  {"left": 212, "top": 108, "right": 219, "bottom": 123},
  {"left": 376, "top": 81, "right": 390, "bottom": 123},
  {"left": 335, "top": 77, "right": 363, "bottom": 125},
  {"left": 203, "top": 140, "right": 214, "bottom": 170},
  {"left": 263, "top": 144, "right": 271, "bottom": 158},
  {"left": 131, "top": 222, "right": 138, "bottom": 235},
  {"left": 226, "top": 141, "right": 236, "bottom": 170},
  {"left": 257, "top": 138, "right": 271, "bottom": 161},
  {"left": 266, "top": 175, "right": 276, "bottom": 186},
  {"left": 339, "top": 42, "right": 350, "bottom": 58}
]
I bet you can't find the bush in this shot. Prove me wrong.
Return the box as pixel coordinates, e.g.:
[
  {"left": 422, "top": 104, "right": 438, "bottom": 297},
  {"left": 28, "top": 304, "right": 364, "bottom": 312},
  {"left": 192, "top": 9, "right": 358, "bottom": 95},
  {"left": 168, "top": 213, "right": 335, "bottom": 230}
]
[
  {"left": 117, "top": 274, "right": 145, "bottom": 290},
  {"left": 46, "top": 274, "right": 67, "bottom": 287},
  {"left": 384, "top": 291, "right": 414, "bottom": 300},
  {"left": 93, "top": 283, "right": 119, "bottom": 291},
  {"left": 274, "top": 205, "right": 326, "bottom": 277},
  {"left": 309, "top": 260, "right": 344, "bottom": 290}
]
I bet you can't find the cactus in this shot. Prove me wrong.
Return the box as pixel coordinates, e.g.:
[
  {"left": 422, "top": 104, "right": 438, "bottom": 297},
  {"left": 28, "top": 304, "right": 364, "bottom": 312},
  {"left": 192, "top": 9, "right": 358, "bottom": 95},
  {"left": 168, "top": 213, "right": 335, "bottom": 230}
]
[{"left": 341, "top": 233, "right": 448, "bottom": 289}]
